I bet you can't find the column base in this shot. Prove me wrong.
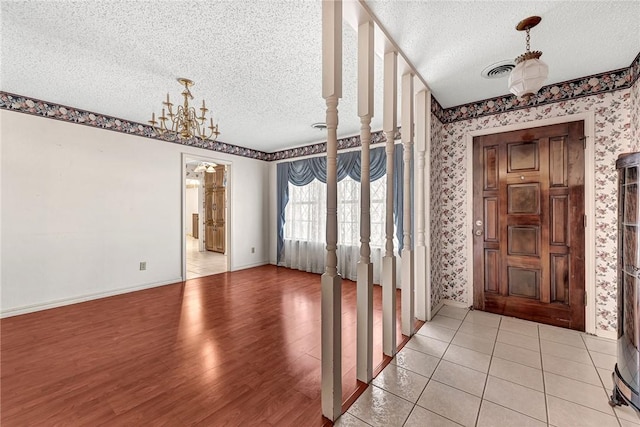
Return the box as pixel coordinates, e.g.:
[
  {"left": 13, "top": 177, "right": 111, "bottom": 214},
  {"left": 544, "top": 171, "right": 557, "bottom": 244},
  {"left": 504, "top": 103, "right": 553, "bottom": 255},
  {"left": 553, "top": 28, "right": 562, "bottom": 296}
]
[
  {"left": 356, "top": 261, "right": 373, "bottom": 383},
  {"left": 321, "top": 272, "right": 342, "bottom": 421},
  {"left": 401, "top": 249, "right": 415, "bottom": 337},
  {"left": 415, "top": 244, "right": 427, "bottom": 321},
  {"left": 382, "top": 255, "right": 397, "bottom": 356}
]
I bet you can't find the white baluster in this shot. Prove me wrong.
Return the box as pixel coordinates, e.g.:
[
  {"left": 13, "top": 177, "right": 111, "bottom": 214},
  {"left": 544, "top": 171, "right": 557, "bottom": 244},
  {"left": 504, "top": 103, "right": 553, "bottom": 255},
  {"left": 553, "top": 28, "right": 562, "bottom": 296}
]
[
  {"left": 357, "top": 19, "right": 374, "bottom": 383},
  {"left": 401, "top": 72, "right": 415, "bottom": 337},
  {"left": 321, "top": 0, "right": 342, "bottom": 421},
  {"left": 382, "top": 50, "right": 398, "bottom": 356}
]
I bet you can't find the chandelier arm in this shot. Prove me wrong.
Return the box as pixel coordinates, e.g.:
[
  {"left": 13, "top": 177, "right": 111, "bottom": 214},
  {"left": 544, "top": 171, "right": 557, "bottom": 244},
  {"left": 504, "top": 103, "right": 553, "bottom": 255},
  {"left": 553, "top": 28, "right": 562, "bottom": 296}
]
[{"left": 151, "top": 78, "right": 220, "bottom": 141}]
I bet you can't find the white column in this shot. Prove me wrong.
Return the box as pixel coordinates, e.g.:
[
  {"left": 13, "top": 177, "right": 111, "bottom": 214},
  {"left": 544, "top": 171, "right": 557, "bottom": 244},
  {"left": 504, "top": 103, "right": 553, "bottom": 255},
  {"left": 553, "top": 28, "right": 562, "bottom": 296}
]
[
  {"left": 401, "top": 72, "right": 415, "bottom": 337},
  {"left": 382, "top": 50, "right": 398, "bottom": 356},
  {"left": 357, "top": 19, "right": 374, "bottom": 384},
  {"left": 424, "top": 93, "right": 432, "bottom": 321},
  {"left": 415, "top": 89, "right": 430, "bottom": 321},
  {"left": 321, "top": 0, "right": 342, "bottom": 421}
]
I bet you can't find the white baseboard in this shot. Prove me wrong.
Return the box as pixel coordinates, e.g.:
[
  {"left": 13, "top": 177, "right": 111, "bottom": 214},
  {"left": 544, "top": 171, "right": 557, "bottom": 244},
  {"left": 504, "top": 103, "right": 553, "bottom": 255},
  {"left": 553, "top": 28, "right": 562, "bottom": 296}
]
[
  {"left": 443, "top": 299, "right": 471, "bottom": 309},
  {"left": 430, "top": 299, "right": 470, "bottom": 319},
  {"left": 0, "top": 278, "right": 182, "bottom": 318},
  {"left": 594, "top": 329, "right": 617, "bottom": 340},
  {"left": 230, "top": 261, "right": 269, "bottom": 272},
  {"left": 430, "top": 300, "right": 445, "bottom": 317}
]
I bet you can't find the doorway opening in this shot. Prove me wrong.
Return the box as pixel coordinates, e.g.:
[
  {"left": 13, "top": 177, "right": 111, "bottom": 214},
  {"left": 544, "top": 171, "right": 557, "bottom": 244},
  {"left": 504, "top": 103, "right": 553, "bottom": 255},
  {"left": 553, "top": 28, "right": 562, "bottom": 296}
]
[{"left": 184, "top": 155, "right": 230, "bottom": 279}]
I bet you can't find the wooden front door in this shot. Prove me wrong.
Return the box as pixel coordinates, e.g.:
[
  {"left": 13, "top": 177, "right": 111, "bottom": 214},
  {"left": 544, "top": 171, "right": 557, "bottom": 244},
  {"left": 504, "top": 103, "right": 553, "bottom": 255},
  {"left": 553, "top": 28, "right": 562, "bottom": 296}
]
[
  {"left": 204, "top": 166, "right": 226, "bottom": 253},
  {"left": 472, "top": 121, "right": 585, "bottom": 330}
]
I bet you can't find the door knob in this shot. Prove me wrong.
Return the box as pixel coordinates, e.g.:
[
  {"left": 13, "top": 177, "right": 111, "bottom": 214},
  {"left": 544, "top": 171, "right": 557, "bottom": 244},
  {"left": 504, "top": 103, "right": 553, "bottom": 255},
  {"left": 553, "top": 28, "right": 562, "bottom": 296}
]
[{"left": 475, "top": 230, "right": 483, "bottom": 236}]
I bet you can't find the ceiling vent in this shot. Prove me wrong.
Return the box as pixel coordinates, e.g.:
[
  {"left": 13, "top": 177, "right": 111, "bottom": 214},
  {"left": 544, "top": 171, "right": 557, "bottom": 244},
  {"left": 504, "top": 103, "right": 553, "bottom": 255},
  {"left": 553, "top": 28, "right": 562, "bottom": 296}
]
[{"left": 481, "top": 60, "right": 516, "bottom": 79}]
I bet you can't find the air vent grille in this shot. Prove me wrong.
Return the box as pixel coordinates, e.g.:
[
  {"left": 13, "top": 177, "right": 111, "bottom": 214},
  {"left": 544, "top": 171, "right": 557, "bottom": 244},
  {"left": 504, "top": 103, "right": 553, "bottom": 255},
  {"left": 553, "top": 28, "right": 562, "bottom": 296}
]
[{"left": 481, "top": 61, "right": 516, "bottom": 79}]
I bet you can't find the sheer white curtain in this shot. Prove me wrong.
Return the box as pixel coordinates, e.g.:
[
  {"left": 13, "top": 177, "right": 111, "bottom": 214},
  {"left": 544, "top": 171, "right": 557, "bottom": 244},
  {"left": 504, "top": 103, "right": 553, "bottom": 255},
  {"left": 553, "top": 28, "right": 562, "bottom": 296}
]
[{"left": 283, "top": 176, "right": 397, "bottom": 283}]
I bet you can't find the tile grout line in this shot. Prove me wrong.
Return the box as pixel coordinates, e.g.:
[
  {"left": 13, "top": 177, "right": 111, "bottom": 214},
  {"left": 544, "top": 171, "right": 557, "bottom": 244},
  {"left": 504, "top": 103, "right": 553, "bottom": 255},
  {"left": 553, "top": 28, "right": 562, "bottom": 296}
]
[
  {"left": 481, "top": 317, "right": 556, "bottom": 425},
  {"left": 407, "top": 312, "right": 620, "bottom": 427},
  {"left": 400, "top": 309, "right": 468, "bottom": 427},
  {"left": 581, "top": 332, "right": 623, "bottom": 426},
  {"left": 474, "top": 313, "right": 502, "bottom": 427},
  {"left": 538, "top": 324, "right": 551, "bottom": 426},
  {"left": 388, "top": 310, "right": 621, "bottom": 427}
]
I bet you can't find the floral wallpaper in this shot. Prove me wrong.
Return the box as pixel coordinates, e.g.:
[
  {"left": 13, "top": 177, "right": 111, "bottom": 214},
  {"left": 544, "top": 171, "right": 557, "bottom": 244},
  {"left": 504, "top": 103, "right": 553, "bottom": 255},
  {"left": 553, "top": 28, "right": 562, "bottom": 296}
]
[
  {"left": 631, "top": 78, "right": 640, "bottom": 152},
  {"left": 429, "top": 114, "right": 444, "bottom": 311},
  {"left": 430, "top": 89, "right": 633, "bottom": 334}
]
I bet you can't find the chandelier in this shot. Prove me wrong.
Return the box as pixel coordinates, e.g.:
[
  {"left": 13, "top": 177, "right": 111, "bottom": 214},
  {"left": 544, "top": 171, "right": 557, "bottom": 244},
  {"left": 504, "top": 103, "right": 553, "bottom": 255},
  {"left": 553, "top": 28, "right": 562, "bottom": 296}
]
[
  {"left": 193, "top": 162, "right": 217, "bottom": 173},
  {"left": 508, "top": 16, "right": 549, "bottom": 98},
  {"left": 149, "top": 78, "right": 220, "bottom": 141}
]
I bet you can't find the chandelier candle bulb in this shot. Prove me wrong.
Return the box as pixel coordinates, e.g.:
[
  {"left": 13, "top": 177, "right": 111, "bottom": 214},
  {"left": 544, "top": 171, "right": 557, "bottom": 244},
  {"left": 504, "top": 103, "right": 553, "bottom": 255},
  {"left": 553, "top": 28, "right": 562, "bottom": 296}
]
[{"left": 150, "top": 78, "right": 220, "bottom": 141}]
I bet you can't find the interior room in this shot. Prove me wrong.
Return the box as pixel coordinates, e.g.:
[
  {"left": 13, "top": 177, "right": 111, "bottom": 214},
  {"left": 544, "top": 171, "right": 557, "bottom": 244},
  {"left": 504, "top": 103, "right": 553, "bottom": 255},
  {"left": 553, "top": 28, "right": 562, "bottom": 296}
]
[
  {"left": 1, "top": 1, "right": 639, "bottom": 426},
  {"left": 184, "top": 158, "right": 229, "bottom": 279}
]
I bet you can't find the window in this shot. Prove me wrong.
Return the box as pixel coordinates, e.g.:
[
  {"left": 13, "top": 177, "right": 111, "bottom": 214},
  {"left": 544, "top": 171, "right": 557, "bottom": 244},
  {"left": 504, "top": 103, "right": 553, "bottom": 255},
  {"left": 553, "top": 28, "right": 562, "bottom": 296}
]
[{"left": 284, "top": 176, "right": 387, "bottom": 248}]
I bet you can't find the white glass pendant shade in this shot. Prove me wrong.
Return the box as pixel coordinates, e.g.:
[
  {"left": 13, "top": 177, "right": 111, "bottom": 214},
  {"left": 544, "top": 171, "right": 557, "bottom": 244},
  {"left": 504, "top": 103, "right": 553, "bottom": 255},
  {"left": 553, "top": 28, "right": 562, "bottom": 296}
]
[{"left": 508, "top": 58, "right": 549, "bottom": 97}]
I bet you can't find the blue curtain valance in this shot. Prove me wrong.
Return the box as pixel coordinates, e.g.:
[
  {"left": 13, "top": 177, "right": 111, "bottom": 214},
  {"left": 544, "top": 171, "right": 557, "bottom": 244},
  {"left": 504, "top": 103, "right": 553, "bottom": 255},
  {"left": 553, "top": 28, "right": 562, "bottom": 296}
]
[{"left": 287, "top": 147, "right": 387, "bottom": 186}]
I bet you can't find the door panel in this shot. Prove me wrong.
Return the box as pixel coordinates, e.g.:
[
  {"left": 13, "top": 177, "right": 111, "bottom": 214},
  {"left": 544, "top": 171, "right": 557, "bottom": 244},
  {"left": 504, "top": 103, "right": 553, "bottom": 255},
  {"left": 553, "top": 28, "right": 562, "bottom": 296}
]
[
  {"left": 508, "top": 141, "right": 539, "bottom": 172},
  {"left": 484, "top": 198, "right": 499, "bottom": 241},
  {"left": 485, "top": 250, "right": 500, "bottom": 293},
  {"left": 204, "top": 171, "right": 215, "bottom": 252},
  {"left": 212, "top": 165, "right": 226, "bottom": 253},
  {"left": 508, "top": 184, "right": 540, "bottom": 214},
  {"left": 204, "top": 166, "right": 226, "bottom": 254},
  {"left": 473, "top": 121, "right": 585, "bottom": 330}
]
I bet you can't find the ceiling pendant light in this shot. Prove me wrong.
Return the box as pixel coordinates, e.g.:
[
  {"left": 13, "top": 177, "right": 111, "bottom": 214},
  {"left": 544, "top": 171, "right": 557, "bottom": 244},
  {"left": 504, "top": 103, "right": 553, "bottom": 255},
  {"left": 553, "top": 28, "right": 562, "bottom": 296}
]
[
  {"left": 193, "top": 162, "right": 217, "bottom": 173},
  {"left": 150, "top": 78, "right": 220, "bottom": 141},
  {"left": 508, "top": 16, "right": 549, "bottom": 99}
]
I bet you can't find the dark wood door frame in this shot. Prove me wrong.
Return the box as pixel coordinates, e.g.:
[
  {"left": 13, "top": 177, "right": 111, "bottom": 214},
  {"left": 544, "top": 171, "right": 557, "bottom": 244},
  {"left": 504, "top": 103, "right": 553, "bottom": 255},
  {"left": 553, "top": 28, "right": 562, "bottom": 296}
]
[{"left": 464, "top": 114, "right": 598, "bottom": 335}]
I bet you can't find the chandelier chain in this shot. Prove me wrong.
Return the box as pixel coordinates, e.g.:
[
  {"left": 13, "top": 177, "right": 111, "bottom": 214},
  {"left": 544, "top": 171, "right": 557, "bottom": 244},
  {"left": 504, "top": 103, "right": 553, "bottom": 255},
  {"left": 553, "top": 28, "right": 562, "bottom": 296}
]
[{"left": 525, "top": 28, "right": 531, "bottom": 53}]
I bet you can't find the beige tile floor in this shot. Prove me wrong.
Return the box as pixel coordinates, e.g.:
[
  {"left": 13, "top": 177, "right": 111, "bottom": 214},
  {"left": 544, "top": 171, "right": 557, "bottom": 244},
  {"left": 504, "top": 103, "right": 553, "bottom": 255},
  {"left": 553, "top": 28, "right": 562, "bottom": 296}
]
[
  {"left": 185, "top": 235, "right": 227, "bottom": 279},
  {"left": 339, "top": 306, "right": 639, "bottom": 427}
]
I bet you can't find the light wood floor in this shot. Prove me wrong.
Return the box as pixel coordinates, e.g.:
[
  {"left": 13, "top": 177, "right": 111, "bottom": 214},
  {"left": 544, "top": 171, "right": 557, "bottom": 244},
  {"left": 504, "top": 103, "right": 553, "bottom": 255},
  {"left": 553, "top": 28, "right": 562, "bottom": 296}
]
[
  {"left": 1, "top": 265, "right": 412, "bottom": 426},
  {"left": 186, "top": 235, "right": 227, "bottom": 279}
]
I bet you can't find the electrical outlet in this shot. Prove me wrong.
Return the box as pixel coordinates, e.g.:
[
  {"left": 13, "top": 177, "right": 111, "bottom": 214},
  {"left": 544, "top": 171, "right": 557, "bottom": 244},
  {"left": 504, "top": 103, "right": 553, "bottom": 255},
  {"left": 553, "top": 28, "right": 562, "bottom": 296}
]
[
  {"left": 139, "top": 262, "right": 147, "bottom": 271},
  {"left": 251, "top": 247, "right": 255, "bottom": 254}
]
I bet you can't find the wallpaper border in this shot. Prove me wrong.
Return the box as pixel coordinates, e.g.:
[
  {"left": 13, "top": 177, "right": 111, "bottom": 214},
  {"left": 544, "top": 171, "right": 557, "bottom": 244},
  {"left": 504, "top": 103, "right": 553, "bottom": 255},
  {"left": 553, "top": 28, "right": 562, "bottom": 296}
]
[
  {"left": 2, "top": 52, "right": 638, "bottom": 162},
  {"left": 0, "top": 92, "right": 272, "bottom": 161},
  {"left": 432, "top": 51, "right": 640, "bottom": 124}
]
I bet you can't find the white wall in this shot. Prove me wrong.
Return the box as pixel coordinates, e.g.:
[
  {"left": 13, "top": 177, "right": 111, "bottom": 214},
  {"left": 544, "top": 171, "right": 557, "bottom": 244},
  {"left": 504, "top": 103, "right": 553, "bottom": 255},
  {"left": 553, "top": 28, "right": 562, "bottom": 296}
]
[
  {"left": 0, "top": 110, "right": 270, "bottom": 315},
  {"left": 269, "top": 161, "right": 278, "bottom": 264},
  {"left": 185, "top": 185, "right": 199, "bottom": 235}
]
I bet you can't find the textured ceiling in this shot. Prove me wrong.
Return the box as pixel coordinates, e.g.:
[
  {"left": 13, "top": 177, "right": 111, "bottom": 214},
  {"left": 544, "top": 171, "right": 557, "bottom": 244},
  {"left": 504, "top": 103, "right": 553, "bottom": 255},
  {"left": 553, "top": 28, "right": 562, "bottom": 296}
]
[
  {"left": 1, "top": 1, "right": 638, "bottom": 153},
  {"left": 366, "top": 0, "right": 640, "bottom": 108}
]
